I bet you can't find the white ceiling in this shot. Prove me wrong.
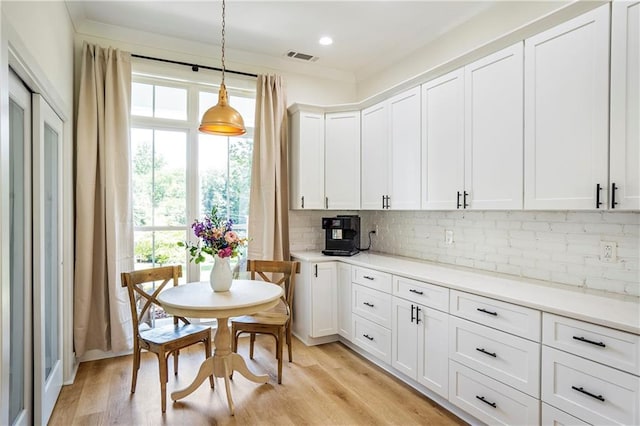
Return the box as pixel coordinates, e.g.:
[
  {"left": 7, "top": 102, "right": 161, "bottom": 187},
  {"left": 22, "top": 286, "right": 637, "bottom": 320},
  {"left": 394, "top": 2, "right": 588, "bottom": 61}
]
[{"left": 65, "top": 1, "right": 494, "bottom": 81}]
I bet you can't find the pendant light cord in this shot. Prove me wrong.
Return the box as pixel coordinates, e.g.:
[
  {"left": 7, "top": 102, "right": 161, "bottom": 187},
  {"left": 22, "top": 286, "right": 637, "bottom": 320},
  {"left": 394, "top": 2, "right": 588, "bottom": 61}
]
[{"left": 221, "top": 0, "right": 226, "bottom": 86}]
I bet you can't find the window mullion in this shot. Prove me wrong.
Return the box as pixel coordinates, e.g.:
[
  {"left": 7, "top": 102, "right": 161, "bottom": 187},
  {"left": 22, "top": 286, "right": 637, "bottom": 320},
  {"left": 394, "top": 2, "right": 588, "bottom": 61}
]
[{"left": 186, "top": 85, "right": 200, "bottom": 282}]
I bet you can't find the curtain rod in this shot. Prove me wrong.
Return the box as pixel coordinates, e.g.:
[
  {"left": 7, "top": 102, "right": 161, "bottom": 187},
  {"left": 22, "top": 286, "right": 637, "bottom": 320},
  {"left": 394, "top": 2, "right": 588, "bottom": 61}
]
[{"left": 131, "top": 53, "right": 258, "bottom": 78}]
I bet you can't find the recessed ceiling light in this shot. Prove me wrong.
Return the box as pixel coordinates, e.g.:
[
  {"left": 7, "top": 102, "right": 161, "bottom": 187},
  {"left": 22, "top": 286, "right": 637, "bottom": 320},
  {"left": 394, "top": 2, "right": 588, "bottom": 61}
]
[{"left": 319, "top": 36, "right": 333, "bottom": 46}]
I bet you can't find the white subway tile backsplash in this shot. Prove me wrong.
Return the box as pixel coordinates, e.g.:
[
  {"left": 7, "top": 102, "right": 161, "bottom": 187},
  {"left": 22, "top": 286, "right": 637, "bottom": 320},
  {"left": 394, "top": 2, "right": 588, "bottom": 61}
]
[{"left": 289, "top": 210, "right": 640, "bottom": 296}]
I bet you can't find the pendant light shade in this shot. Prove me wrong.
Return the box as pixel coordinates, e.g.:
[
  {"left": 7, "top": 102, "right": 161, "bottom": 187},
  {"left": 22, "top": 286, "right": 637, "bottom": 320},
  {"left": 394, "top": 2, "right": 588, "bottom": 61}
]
[
  {"left": 199, "top": 0, "right": 246, "bottom": 136},
  {"left": 199, "top": 83, "right": 246, "bottom": 136}
]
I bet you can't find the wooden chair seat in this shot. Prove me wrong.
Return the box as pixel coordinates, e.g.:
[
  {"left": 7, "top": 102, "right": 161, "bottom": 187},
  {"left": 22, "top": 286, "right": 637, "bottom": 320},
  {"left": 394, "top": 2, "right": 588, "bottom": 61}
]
[
  {"left": 121, "top": 265, "right": 213, "bottom": 413},
  {"left": 231, "top": 260, "right": 300, "bottom": 384},
  {"left": 139, "top": 323, "right": 211, "bottom": 345}
]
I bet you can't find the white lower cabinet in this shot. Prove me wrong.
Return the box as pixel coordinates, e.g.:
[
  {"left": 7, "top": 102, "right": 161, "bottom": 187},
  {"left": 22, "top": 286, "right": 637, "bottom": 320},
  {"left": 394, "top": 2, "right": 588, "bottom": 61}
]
[
  {"left": 449, "top": 360, "right": 540, "bottom": 425},
  {"left": 337, "top": 263, "right": 352, "bottom": 341},
  {"left": 542, "top": 403, "right": 590, "bottom": 426},
  {"left": 542, "top": 346, "right": 640, "bottom": 425},
  {"left": 392, "top": 296, "right": 449, "bottom": 399},
  {"left": 352, "top": 314, "right": 392, "bottom": 364}
]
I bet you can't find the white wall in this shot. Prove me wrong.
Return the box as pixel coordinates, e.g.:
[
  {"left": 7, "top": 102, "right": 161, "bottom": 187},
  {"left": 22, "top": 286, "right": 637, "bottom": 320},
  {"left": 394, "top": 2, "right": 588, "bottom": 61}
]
[
  {"left": 0, "top": 0, "right": 76, "bottom": 418},
  {"left": 291, "top": 210, "right": 640, "bottom": 297},
  {"left": 356, "top": 1, "right": 603, "bottom": 100}
]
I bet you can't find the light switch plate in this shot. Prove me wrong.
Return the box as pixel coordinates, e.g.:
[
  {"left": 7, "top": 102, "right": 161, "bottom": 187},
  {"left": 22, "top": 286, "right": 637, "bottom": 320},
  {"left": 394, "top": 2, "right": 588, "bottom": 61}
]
[{"left": 445, "top": 229, "right": 454, "bottom": 245}]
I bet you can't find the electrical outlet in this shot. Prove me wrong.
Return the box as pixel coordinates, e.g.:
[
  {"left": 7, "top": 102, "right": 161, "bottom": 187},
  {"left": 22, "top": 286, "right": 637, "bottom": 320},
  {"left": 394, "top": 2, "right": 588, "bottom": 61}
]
[
  {"left": 600, "top": 241, "right": 617, "bottom": 263},
  {"left": 445, "top": 229, "right": 454, "bottom": 245},
  {"left": 375, "top": 225, "right": 379, "bottom": 234}
]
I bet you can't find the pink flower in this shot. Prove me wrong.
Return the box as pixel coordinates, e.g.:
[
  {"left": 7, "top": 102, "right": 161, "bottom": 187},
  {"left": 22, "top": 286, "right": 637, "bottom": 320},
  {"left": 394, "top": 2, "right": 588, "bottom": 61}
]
[
  {"left": 225, "top": 231, "right": 238, "bottom": 244},
  {"left": 218, "top": 247, "right": 232, "bottom": 258}
]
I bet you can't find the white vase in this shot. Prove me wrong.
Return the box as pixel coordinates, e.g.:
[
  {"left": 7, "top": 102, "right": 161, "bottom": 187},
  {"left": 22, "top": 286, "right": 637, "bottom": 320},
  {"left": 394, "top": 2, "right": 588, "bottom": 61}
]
[{"left": 209, "top": 255, "right": 233, "bottom": 292}]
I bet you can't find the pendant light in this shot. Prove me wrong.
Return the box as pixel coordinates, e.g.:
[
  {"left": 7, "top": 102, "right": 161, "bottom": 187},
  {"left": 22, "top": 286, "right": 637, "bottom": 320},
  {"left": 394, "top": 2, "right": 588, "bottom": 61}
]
[{"left": 199, "top": 0, "right": 246, "bottom": 136}]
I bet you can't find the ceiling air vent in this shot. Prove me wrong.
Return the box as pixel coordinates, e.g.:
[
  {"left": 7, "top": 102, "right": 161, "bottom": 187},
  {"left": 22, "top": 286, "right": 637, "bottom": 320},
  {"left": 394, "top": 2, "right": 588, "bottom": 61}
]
[{"left": 285, "top": 50, "right": 319, "bottom": 62}]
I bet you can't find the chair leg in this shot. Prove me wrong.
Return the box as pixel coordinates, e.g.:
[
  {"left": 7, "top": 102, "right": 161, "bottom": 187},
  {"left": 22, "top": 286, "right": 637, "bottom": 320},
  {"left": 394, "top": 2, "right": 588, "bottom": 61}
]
[
  {"left": 249, "top": 333, "right": 256, "bottom": 359},
  {"left": 204, "top": 338, "right": 214, "bottom": 389},
  {"left": 131, "top": 342, "right": 140, "bottom": 394},
  {"left": 277, "top": 327, "right": 284, "bottom": 384},
  {"left": 158, "top": 352, "right": 169, "bottom": 413},
  {"left": 286, "top": 323, "right": 293, "bottom": 362},
  {"left": 232, "top": 328, "right": 238, "bottom": 353},
  {"left": 174, "top": 349, "right": 179, "bottom": 376}
]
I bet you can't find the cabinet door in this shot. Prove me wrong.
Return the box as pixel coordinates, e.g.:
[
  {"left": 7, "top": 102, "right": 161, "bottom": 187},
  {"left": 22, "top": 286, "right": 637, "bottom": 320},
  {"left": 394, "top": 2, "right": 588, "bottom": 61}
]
[
  {"left": 610, "top": 1, "right": 640, "bottom": 210},
  {"left": 337, "top": 263, "right": 352, "bottom": 340},
  {"left": 465, "top": 43, "right": 524, "bottom": 210},
  {"left": 361, "top": 102, "right": 389, "bottom": 210},
  {"left": 290, "top": 111, "right": 325, "bottom": 209},
  {"left": 325, "top": 112, "right": 361, "bottom": 210},
  {"left": 422, "top": 69, "right": 465, "bottom": 209},
  {"left": 311, "top": 262, "right": 338, "bottom": 337},
  {"left": 391, "top": 297, "right": 418, "bottom": 378},
  {"left": 389, "top": 87, "right": 421, "bottom": 210},
  {"left": 417, "top": 306, "right": 449, "bottom": 399},
  {"left": 524, "top": 5, "right": 610, "bottom": 209}
]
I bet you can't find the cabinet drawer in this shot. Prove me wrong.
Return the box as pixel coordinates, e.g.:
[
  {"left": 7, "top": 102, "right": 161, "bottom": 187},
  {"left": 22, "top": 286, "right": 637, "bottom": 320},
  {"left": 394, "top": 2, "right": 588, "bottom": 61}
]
[
  {"left": 450, "top": 290, "right": 541, "bottom": 341},
  {"left": 393, "top": 275, "right": 449, "bottom": 312},
  {"left": 542, "top": 346, "right": 640, "bottom": 425},
  {"left": 352, "top": 284, "right": 392, "bottom": 329},
  {"left": 449, "top": 360, "right": 540, "bottom": 426},
  {"left": 542, "top": 403, "right": 590, "bottom": 426},
  {"left": 352, "top": 314, "right": 392, "bottom": 364},
  {"left": 543, "top": 313, "right": 640, "bottom": 376},
  {"left": 352, "top": 266, "right": 392, "bottom": 293},
  {"left": 449, "top": 316, "right": 540, "bottom": 397}
]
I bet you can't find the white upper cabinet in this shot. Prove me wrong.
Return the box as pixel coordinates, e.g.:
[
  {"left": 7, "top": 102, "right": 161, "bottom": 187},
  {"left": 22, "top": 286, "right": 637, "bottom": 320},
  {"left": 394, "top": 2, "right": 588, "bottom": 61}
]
[
  {"left": 361, "top": 87, "right": 421, "bottom": 210},
  {"left": 325, "top": 111, "right": 361, "bottom": 210},
  {"left": 361, "top": 101, "right": 389, "bottom": 210},
  {"left": 465, "top": 43, "right": 524, "bottom": 209},
  {"left": 524, "top": 5, "right": 610, "bottom": 210},
  {"left": 290, "top": 109, "right": 325, "bottom": 209},
  {"left": 422, "top": 69, "right": 465, "bottom": 210},
  {"left": 388, "top": 87, "right": 422, "bottom": 210},
  {"left": 610, "top": 1, "right": 640, "bottom": 210}
]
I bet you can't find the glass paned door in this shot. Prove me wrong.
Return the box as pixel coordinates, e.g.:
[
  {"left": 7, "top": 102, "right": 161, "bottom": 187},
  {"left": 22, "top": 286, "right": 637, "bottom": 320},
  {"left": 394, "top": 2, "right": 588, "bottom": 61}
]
[
  {"left": 8, "top": 70, "right": 32, "bottom": 426},
  {"left": 32, "top": 94, "right": 63, "bottom": 426}
]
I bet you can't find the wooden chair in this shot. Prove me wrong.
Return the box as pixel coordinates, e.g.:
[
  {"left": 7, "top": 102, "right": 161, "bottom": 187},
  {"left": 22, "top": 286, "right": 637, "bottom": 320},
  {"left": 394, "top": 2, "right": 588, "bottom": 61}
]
[
  {"left": 231, "top": 260, "right": 300, "bottom": 384},
  {"left": 121, "top": 265, "right": 213, "bottom": 413}
]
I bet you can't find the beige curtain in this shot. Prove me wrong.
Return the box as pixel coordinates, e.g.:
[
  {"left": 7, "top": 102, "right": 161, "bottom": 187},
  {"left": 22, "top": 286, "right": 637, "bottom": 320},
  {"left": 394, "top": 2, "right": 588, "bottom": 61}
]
[
  {"left": 74, "top": 42, "right": 134, "bottom": 357},
  {"left": 248, "top": 75, "right": 290, "bottom": 260}
]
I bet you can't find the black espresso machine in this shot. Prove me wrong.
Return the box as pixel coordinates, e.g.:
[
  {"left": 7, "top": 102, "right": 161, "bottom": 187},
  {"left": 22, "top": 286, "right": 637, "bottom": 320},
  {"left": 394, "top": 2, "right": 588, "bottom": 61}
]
[{"left": 322, "top": 215, "right": 360, "bottom": 256}]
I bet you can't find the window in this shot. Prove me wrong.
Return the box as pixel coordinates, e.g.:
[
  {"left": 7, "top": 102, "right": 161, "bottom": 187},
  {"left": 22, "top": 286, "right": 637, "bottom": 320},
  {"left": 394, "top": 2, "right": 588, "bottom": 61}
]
[{"left": 131, "top": 71, "right": 255, "bottom": 284}]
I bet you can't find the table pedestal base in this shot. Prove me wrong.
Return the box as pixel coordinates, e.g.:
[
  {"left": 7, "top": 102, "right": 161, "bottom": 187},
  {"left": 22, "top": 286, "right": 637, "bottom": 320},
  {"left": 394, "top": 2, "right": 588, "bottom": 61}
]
[{"left": 170, "top": 317, "right": 268, "bottom": 415}]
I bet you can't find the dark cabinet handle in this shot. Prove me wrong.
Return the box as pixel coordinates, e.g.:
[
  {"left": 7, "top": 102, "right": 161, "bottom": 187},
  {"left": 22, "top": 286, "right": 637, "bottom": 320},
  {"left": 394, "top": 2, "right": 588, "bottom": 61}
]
[
  {"left": 612, "top": 183, "right": 618, "bottom": 209},
  {"left": 363, "top": 334, "right": 374, "bottom": 341},
  {"left": 363, "top": 302, "right": 374, "bottom": 308},
  {"left": 476, "top": 347, "right": 497, "bottom": 357},
  {"left": 596, "top": 183, "right": 602, "bottom": 208},
  {"left": 314, "top": 264, "right": 318, "bottom": 277},
  {"left": 382, "top": 195, "right": 385, "bottom": 209},
  {"left": 301, "top": 196, "right": 305, "bottom": 209},
  {"left": 363, "top": 275, "right": 375, "bottom": 281},
  {"left": 410, "top": 304, "right": 415, "bottom": 323},
  {"left": 573, "top": 336, "right": 606, "bottom": 348},
  {"left": 415, "top": 306, "right": 421, "bottom": 324},
  {"left": 385, "top": 195, "right": 390, "bottom": 209},
  {"left": 463, "top": 191, "right": 469, "bottom": 208},
  {"left": 477, "top": 307, "right": 498, "bottom": 316},
  {"left": 572, "top": 386, "right": 605, "bottom": 402},
  {"left": 325, "top": 197, "right": 328, "bottom": 209},
  {"left": 409, "top": 289, "right": 424, "bottom": 295},
  {"left": 456, "top": 191, "right": 462, "bottom": 209},
  {"left": 475, "top": 395, "right": 497, "bottom": 408}
]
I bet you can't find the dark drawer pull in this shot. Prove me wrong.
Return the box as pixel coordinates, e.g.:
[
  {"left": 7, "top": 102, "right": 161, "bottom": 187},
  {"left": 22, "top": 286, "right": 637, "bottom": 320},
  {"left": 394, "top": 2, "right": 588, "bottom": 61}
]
[
  {"left": 476, "top": 347, "right": 497, "bottom": 358},
  {"left": 363, "top": 275, "right": 375, "bottom": 280},
  {"left": 573, "top": 336, "right": 606, "bottom": 348},
  {"left": 409, "top": 289, "right": 424, "bottom": 295},
  {"left": 363, "top": 334, "right": 374, "bottom": 341},
  {"left": 477, "top": 307, "right": 498, "bottom": 316},
  {"left": 363, "top": 302, "right": 374, "bottom": 308},
  {"left": 475, "top": 395, "right": 496, "bottom": 408},
  {"left": 572, "top": 386, "right": 605, "bottom": 402}
]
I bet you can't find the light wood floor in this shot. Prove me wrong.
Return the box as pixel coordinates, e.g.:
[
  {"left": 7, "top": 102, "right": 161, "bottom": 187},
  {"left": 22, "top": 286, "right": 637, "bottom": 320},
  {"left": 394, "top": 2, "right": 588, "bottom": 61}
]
[{"left": 50, "top": 336, "right": 466, "bottom": 425}]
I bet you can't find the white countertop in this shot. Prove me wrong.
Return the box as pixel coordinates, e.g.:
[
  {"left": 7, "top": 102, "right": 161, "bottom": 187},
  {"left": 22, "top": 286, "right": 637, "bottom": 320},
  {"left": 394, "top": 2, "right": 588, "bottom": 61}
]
[{"left": 291, "top": 251, "right": 640, "bottom": 335}]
